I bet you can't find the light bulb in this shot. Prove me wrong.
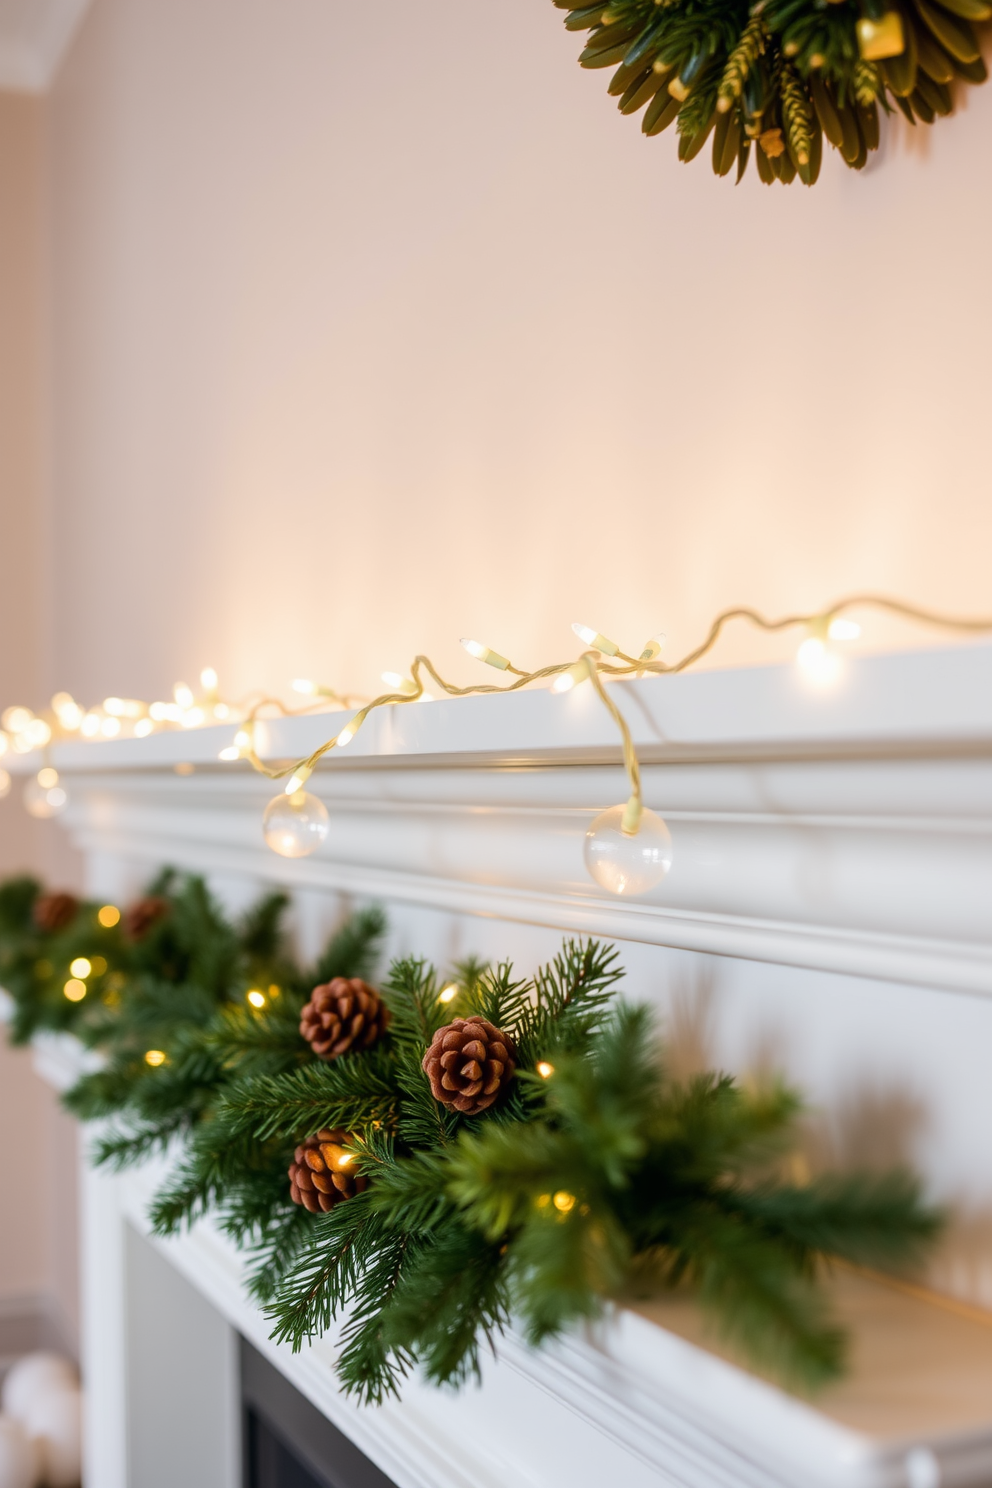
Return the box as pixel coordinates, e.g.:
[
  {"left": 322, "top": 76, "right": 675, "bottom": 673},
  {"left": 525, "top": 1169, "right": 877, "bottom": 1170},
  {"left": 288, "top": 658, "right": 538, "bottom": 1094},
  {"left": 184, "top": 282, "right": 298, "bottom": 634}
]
[
  {"left": 460, "top": 638, "right": 511, "bottom": 670},
  {"left": 213, "top": 703, "right": 230, "bottom": 720},
  {"left": 262, "top": 790, "right": 329, "bottom": 858},
  {"left": 828, "top": 618, "right": 861, "bottom": 641},
  {"left": 2, "top": 706, "right": 32, "bottom": 733},
  {"left": 382, "top": 671, "right": 417, "bottom": 695},
  {"left": 0, "top": 768, "right": 10, "bottom": 799},
  {"left": 104, "top": 698, "right": 143, "bottom": 718},
  {"left": 101, "top": 716, "right": 122, "bottom": 737},
  {"left": 438, "top": 984, "right": 458, "bottom": 1004},
  {"left": 292, "top": 678, "right": 316, "bottom": 695},
  {"left": 70, "top": 957, "right": 92, "bottom": 978},
  {"left": 53, "top": 695, "right": 84, "bottom": 729},
  {"left": 174, "top": 683, "right": 194, "bottom": 710},
  {"left": 571, "top": 622, "right": 620, "bottom": 657},
  {"left": 218, "top": 746, "right": 240, "bottom": 761},
  {"left": 97, "top": 905, "right": 121, "bottom": 928},
  {"left": 536, "top": 1061, "right": 555, "bottom": 1078},
  {"left": 234, "top": 730, "right": 250, "bottom": 748},
  {"left": 200, "top": 667, "right": 218, "bottom": 692},
  {"left": 37, "top": 767, "right": 59, "bottom": 789},
  {"left": 284, "top": 766, "right": 312, "bottom": 794},
  {"left": 246, "top": 989, "right": 266, "bottom": 1008},
  {"left": 80, "top": 713, "right": 101, "bottom": 737},
  {"left": 134, "top": 718, "right": 154, "bottom": 737},
  {"left": 337, "top": 723, "right": 356, "bottom": 747},
  {"left": 797, "top": 636, "right": 842, "bottom": 687},
  {"left": 584, "top": 803, "right": 673, "bottom": 896},
  {"left": 551, "top": 659, "right": 591, "bottom": 695},
  {"left": 144, "top": 1049, "right": 167, "bottom": 1066},
  {"left": 23, "top": 777, "right": 69, "bottom": 819},
  {"left": 63, "top": 979, "right": 86, "bottom": 1002},
  {"left": 25, "top": 719, "right": 51, "bottom": 748},
  {"left": 639, "top": 633, "right": 666, "bottom": 662},
  {"left": 0, "top": 731, "right": 7, "bottom": 757},
  {"left": 181, "top": 707, "right": 205, "bottom": 728}
]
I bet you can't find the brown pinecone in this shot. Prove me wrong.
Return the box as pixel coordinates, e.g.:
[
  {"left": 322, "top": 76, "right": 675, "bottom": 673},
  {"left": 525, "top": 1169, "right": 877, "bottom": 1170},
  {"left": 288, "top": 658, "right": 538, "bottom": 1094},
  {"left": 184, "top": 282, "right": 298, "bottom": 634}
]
[
  {"left": 33, "top": 892, "right": 80, "bottom": 934},
  {"left": 124, "top": 896, "right": 169, "bottom": 941},
  {"left": 300, "top": 977, "right": 390, "bottom": 1061},
  {"left": 422, "top": 1017, "right": 516, "bottom": 1115},
  {"left": 289, "top": 1129, "right": 367, "bottom": 1214}
]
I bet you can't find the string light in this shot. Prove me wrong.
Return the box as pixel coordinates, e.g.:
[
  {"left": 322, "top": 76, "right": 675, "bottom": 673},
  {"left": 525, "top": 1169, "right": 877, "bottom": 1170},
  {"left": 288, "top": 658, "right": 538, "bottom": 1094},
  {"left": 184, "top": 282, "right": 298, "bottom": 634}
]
[
  {"left": 97, "top": 905, "right": 121, "bottom": 927},
  {"left": 246, "top": 989, "right": 267, "bottom": 1008},
  {"left": 0, "top": 770, "right": 10, "bottom": 800},
  {"left": 571, "top": 623, "right": 620, "bottom": 656},
  {"left": 551, "top": 658, "right": 592, "bottom": 694},
  {"left": 4, "top": 595, "right": 992, "bottom": 896},
  {"left": 63, "top": 979, "right": 86, "bottom": 1002},
  {"left": 553, "top": 1191, "right": 576, "bottom": 1213},
  {"left": 438, "top": 984, "right": 459, "bottom": 1004},
  {"left": 144, "top": 1049, "right": 166, "bottom": 1066},
  {"left": 37, "top": 766, "right": 59, "bottom": 789},
  {"left": 69, "top": 957, "right": 91, "bottom": 978},
  {"left": 0, "top": 732, "right": 7, "bottom": 757},
  {"left": 460, "top": 639, "right": 511, "bottom": 670},
  {"left": 536, "top": 1061, "right": 555, "bottom": 1078}
]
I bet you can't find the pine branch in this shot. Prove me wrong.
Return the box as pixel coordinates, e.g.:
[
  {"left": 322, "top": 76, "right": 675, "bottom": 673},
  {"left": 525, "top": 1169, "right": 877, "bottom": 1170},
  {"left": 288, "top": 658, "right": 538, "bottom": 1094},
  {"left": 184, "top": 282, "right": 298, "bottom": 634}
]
[{"left": 307, "top": 906, "right": 386, "bottom": 988}]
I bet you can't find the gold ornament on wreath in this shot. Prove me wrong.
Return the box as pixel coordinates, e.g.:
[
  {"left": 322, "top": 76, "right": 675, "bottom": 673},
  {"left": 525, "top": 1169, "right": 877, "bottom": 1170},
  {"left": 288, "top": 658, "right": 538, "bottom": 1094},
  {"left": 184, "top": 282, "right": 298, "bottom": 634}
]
[{"left": 555, "top": 0, "right": 990, "bottom": 185}]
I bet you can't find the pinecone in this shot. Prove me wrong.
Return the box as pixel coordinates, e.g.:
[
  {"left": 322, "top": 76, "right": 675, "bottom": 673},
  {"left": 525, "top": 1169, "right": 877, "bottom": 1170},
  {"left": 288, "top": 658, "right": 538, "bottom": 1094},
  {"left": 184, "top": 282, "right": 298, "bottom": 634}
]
[
  {"left": 422, "top": 1017, "right": 516, "bottom": 1115},
  {"left": 289, "top": 1129, "right": 367, "bottom": 1214},
  {"left": 124, "top": 896, "right": 169, "bottom": 941},
  {"left": 33, "top": 892, "right": 80, "bottom": 934},
  {"left": 300, "top": 977, "right": 390, "bottom": 1061}
]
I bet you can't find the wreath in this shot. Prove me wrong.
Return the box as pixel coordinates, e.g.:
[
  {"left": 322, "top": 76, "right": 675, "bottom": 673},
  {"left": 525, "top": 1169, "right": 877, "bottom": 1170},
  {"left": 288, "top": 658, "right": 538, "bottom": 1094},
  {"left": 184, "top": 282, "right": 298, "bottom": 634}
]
[
  {"left": 1, "top": 873, "right": 939, "bottom": 1403},
  {"left": 555, "top": 0, "right": 990, "bottom": 184}
]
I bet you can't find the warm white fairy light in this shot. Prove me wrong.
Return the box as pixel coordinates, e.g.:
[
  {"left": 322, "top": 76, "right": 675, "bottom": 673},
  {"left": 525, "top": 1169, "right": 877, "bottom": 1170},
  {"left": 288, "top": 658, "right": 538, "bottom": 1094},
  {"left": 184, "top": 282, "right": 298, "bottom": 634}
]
[
  {"left": 246, "top": 989, "right": 267, "bottom": 1009},
  {"left": 101, "top": 716, "right": 122, "bottom": 738},
  {"left": 173, "top": 683, "right": 194, "bottom": 710},
  {"left": 828, "top": 618, "right": 861, "bottom": 641},
  {"left": 382, "top": 671, "right": 417, "bottom": 695},
  {"left": 103, "top": 697, "right": 144, "bottom": 718},
  {"left": 0, "top": 732, "right": 7, "bottom": 758},
  {"left": 551, "top": 659, "right": 591, "bottom": 695},
  {"left": 284, "top": 766, "right": 313, "bottom": 795},
  {"left": 70, "top": 957, "right": 92, "bottom": 979},
  {"left": 292, "top": 678, "right": 317, "bottom": 695},
  {"left": 461, "top": 638, "right": 511, "bottom": 670},
  {"left": 639, "top": 633, "right": 666, "bottom": 662},
  {"left": 1, "top": 707, "right": 32, "bottom": 734},
  {"left": 536, "top": 1061, "right": 554, "bottom": 1078},
  {"left": 571, "top": 623, "right": 620, "bottom": 657},
  {"left": 0, "top": 769, "right": 11, "bottom": 799},
  {"left": 218, "top": 746, "right": 240, "bottom": 761},
  {"left": 438, "top": 984, "right": 458, "bottom": 1004},
  {"left": 37, "top": 766, "right": 59, "bottom": 789},
  {"left": 336, "top": 722, "right": 357, "bottom": 746},
  {"left": 134, "top": 718, "right": 154, "bottom": 737},
  {"left": 200, "top": 667, "right": 219, "bottom": 693}
]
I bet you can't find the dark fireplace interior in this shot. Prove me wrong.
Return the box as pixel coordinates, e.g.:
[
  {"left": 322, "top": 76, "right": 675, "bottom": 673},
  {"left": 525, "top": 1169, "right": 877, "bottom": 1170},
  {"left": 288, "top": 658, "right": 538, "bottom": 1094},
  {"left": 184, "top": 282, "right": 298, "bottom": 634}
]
[{"left": 241, "top": 1338, "right": 399, "bottom": 1488}]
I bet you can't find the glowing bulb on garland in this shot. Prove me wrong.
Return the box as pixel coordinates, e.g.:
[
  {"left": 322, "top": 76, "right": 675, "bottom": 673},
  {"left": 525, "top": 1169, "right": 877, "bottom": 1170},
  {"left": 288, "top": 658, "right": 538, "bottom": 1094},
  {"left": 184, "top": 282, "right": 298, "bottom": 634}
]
[
  {"left": 571, "top": 623, "right": 620, "bottom": 656},
  {"left": 584, "top": 796, "right": 673, "bottom": 896},
  {"left": 552, "top": 659, "right": 592, "bottom": 695},
  {"left": 382, "top": 671, "right": 417, "bottom": 695},
  {"left": 0, "top": 769, "right": 10, "bottom": 799},
  {"left": 23, "top": 771, "right": 68, "bottom": 819},
  {"left": 263, "top": 789, "right": 329, "bottom": 858},
  {"left": 460, "top": 639, "right": 511, "bottom": 671}
]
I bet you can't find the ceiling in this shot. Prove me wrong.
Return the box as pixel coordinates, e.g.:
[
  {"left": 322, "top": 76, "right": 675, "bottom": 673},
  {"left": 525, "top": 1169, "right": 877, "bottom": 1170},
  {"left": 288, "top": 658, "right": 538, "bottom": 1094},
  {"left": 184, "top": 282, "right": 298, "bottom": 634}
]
[{"left": 0, "top": 0, "right": 91, "bottom": 91}]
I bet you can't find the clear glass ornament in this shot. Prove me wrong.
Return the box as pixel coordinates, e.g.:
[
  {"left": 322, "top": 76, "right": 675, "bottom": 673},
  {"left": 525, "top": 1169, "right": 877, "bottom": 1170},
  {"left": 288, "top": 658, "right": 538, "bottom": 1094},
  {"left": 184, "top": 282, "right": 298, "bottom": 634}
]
[
  {"left": 584, "top": 804, "right": 672, "bottom": 896},
  {"left": 23, "top": 777, "right": 69, "bottom": 819},
  {"left": 263, "top": 790, "right": 329, "bottom": 858}
]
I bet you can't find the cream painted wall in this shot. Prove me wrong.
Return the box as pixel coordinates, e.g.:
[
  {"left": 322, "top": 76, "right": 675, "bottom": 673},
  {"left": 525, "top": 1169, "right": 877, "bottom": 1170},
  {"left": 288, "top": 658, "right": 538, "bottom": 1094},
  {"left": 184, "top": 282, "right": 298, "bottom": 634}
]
[{"left": 43, "top": 0, "right": 992, "bottom": 713}]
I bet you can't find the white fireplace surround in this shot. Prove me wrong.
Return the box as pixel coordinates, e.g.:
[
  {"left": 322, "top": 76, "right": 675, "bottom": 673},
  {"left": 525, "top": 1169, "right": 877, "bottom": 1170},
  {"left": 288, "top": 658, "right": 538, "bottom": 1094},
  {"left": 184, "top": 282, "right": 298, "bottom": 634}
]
[{"left": 8, "top": 642, "right": 992, "bottom": 1488}]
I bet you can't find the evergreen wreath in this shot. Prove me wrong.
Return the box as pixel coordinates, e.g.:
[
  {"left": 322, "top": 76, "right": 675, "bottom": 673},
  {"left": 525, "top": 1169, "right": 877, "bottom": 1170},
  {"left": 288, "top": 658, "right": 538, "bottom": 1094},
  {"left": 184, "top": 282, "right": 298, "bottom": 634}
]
[
  {"left": 556, "top": 0, "right": 990, "bottom": 184},
  {"left": 0, "top": 872, "right": 941, "bottom": 1403}
]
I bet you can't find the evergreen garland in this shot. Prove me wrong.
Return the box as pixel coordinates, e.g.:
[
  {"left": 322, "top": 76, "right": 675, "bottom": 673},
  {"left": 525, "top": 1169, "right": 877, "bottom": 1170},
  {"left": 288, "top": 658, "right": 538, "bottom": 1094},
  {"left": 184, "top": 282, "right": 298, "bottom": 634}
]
[
  {"left": 557, "top": 0, "right": 989, "bottom": 184},
  {"left": 0, "top": 872, "right": 941, "bottom": 1402}
]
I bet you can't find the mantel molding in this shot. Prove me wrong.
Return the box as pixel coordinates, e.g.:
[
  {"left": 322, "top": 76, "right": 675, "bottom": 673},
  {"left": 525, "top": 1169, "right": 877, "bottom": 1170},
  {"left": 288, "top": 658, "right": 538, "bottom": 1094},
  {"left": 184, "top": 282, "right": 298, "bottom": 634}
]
[{"left": 36, "top": 643, "right": 992, "bottom": 996}]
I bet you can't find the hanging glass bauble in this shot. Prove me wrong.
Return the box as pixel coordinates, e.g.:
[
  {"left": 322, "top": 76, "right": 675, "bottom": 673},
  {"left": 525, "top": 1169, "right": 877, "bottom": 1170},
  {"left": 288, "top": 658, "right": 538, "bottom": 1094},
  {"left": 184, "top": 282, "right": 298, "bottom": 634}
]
[
  {"left": 584, "top": 804, "right": 672, "bottom": 896},
  {"left": 263, "top": 790, "right": 329, "bottom": 858}
]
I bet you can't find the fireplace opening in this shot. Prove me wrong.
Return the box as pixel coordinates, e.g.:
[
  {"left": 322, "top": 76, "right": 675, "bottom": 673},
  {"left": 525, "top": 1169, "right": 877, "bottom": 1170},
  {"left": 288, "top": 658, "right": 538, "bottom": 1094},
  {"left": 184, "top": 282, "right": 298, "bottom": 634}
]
[{"left": 241, "top": 1338, "right": 399, "bottom": 1488}]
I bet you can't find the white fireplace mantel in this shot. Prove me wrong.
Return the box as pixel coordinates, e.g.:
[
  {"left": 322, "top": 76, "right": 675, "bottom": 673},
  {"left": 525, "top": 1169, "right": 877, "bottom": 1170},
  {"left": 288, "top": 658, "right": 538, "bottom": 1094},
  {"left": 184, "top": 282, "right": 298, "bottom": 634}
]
[{"left": 9, "top": 642, "right": 992, "bottom": 1488}]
